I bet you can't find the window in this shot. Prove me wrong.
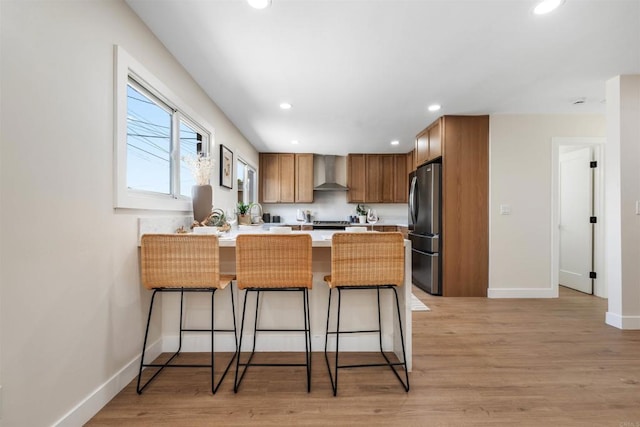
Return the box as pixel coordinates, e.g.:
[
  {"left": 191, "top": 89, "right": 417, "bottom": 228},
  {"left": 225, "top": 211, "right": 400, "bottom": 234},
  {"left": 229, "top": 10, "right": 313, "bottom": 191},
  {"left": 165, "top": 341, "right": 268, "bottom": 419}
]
[
  {"left": 237, "top": 158, "right": 258, "bottom": 205},
  {"left": 114, "top": 45, "right": 213, "bottom": 211}
]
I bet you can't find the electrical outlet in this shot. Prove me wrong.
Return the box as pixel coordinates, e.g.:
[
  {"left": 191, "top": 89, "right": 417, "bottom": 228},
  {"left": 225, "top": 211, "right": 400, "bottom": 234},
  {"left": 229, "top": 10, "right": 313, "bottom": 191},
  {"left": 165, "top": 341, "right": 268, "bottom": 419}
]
[
  {"left": 500, "top": 204, "right": 511, "bottom": 215},
  {"left": 636, "top": 200, "right": 640, "bottom": 215}
]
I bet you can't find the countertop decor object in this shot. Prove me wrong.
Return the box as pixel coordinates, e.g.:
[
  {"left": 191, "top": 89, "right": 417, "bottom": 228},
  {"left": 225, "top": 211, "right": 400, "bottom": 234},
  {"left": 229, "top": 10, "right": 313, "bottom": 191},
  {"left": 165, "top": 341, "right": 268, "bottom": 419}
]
[
  {"left": 236, "top": 202, "right": 252, "bottom": 225},
  {"left": 183, "top": 154, "right": 215, "bottom": 223}
]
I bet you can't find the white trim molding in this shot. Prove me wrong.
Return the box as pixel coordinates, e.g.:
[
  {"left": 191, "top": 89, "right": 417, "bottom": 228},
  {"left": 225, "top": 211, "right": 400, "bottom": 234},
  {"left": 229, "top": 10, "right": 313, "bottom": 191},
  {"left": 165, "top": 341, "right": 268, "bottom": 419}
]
[
  {"left": 605, "top": 312, "right": 640, "bottom": 330},
  {"left": 53, "top": 338, "right": 162, "bottom": 427},
  {"left": 488, "top": 287, "right": 557, "bottom": 299}
]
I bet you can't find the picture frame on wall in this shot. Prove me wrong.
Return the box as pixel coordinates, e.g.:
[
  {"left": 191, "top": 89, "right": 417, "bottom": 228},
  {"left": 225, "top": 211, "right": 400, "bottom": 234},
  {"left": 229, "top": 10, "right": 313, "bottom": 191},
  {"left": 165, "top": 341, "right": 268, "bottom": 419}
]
[{"left": 220, "top": 144, "right": 233, "bottom": 189}]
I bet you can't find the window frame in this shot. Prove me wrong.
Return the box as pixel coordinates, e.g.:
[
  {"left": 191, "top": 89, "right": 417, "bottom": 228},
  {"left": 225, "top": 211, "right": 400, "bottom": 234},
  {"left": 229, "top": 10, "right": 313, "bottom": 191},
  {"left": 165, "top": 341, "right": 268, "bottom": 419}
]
[{"left": 114, "top": 45, "right": 214, "bottom": 211}]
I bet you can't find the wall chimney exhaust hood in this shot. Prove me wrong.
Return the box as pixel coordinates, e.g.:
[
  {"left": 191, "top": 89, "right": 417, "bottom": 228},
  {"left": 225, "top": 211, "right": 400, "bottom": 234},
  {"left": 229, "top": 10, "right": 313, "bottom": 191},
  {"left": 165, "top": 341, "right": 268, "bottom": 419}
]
[{"left": 313, "top": 155, "right": 349, "bottom": 191}]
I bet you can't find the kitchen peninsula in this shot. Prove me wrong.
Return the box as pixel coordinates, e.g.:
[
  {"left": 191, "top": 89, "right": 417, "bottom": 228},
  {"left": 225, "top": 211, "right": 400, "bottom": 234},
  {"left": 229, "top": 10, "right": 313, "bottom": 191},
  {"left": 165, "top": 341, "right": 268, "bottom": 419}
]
[{"left": 139, "top": 224, "right": 412, "bottom": 370}]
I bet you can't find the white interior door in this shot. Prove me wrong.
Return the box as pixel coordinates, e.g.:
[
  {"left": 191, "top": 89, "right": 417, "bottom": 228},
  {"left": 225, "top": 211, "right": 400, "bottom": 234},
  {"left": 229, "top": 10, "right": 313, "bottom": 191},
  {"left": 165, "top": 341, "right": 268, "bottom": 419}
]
[{"left": 559, "top": 147, "right": 593, "bottom": 294}]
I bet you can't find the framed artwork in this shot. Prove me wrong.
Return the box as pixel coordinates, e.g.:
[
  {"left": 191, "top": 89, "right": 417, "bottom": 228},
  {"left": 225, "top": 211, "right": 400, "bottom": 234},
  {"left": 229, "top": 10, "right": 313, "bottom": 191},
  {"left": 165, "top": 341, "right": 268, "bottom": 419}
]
[{"left": 220, "top": 144, "right": 233, "bottom": 189}]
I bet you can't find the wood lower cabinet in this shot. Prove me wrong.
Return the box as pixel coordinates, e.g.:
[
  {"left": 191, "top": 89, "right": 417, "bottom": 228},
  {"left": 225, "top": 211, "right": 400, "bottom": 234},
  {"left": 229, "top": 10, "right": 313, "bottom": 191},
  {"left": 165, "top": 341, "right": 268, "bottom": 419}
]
[
  {"left": 259, "top": 153, "right": 314, "bottom": 203},
  {"left": 348, "top": 153, "right": 407, "bottom": 203}
]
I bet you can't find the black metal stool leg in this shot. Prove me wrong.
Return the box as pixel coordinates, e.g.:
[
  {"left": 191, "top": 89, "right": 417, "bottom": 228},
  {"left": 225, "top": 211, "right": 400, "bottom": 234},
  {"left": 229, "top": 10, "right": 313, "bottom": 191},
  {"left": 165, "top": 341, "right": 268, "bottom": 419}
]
[
  {"left": 303, "top": 288, "right": 311, "bottom": 392},
  {"left": 210, "top": 289, "right": 215, "bottom": 394},
  {"left": 234, "top": 289, "right": 250, "bottom": 393},
  {"left": 137, "top": 289, "right": 158, "bottom": 394},
  {"left": 392, "top": 287, "right": 410, "bottom": 392},
  {"left": 333, "top": 288, "right": 342, "bottom": 396}
]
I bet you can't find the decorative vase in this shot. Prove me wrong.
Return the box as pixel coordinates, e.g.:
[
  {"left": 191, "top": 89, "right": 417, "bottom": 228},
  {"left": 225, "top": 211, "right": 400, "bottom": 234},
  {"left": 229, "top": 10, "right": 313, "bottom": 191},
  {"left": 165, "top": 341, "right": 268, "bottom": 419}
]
[
  {"left": 238, "top": 214, "right": 251, "bottom": 225},
  {"left": 192, "top": 184, "right": 212, "bottom": 223},
  {"left": 358, "top": 215, "right": 367, "bottom": 224}
]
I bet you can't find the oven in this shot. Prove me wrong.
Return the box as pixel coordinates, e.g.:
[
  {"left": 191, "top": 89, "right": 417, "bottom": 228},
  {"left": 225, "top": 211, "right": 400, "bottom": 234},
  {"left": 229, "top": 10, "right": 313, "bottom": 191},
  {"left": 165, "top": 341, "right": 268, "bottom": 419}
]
[{"left": 312, "top": 220, "right": 350, "bottom": 230}]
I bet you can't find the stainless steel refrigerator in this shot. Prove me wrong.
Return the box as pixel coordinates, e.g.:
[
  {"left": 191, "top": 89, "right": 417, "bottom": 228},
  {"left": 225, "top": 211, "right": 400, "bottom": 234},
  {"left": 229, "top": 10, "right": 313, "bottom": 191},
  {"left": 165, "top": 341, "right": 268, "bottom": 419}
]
[{"left": 408, "top": 161, "right": 442, "bottom": 295}]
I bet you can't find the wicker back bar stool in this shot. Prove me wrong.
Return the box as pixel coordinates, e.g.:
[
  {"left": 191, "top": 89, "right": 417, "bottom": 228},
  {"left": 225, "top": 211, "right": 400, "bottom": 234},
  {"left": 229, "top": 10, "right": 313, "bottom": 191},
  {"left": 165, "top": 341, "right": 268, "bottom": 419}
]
[
  {"left": 324, "top": 232, "right": 409, "bottom": 396},
  {"left": 137, "top": 234, "right": 237, "bottom": 394},
  {"left": 234, "top": 234, "right": 313, "bottom": 392}
]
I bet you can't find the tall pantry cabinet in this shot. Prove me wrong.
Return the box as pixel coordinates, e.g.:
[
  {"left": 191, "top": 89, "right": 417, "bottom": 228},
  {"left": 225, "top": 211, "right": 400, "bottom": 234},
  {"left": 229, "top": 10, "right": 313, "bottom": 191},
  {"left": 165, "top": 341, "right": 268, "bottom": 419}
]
[{"left": 416, "top": 115, "right": 489, "bottom": 297}]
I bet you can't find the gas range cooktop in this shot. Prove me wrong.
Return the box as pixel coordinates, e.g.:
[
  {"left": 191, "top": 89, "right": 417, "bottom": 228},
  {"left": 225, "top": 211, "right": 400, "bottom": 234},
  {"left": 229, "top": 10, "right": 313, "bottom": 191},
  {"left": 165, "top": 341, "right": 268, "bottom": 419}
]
[
  {"left": 313, "top": 221, "right": 350, "bottom": 225},
  {"left": 312, "top": 220, "right": 350, "bottom": 230}
]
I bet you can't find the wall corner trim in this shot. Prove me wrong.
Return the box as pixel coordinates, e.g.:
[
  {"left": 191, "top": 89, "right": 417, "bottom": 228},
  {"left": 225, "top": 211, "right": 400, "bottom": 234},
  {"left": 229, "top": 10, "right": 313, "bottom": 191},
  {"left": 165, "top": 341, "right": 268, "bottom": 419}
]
[
  {"left": 605, "top": 312, "right": 640, "bottom": 330},
  {"left": 53, "top": 339, "right": 162, "bottom": 426},
  {"left": 487, "top": 287, "right": 557, "bottom": 299}
]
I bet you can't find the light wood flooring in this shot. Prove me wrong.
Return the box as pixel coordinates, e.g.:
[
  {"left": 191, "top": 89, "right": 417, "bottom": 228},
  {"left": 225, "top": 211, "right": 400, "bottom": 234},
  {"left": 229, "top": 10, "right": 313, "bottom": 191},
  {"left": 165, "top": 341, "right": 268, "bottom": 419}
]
[{"left": 88, "top": 286, "right": 640, "bottom": 426}]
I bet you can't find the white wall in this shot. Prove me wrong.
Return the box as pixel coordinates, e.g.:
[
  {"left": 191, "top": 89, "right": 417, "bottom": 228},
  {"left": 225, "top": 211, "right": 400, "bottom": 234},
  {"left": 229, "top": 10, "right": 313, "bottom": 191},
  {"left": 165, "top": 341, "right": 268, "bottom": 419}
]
[
  {"left": 0, "top": 1, "right": 256, "bottom": 425},
  {"left": 489, "top": 115, "right": 606, "bottom": 298},
  {"left": 605, "top": 75, "right": 640, "bottom": 329}
]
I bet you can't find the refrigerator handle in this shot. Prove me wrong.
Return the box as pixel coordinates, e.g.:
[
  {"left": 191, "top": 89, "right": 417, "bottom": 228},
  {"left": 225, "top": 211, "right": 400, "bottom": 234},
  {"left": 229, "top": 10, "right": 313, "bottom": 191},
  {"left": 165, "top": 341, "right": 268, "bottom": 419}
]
[{"left": 409, "top": 175, "right": 418, "bottom": 225}]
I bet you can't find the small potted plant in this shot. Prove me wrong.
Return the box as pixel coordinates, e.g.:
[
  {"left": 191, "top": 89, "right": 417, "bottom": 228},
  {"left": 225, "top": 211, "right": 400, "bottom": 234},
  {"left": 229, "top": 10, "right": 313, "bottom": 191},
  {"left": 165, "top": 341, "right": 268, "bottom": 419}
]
[
  {"left": 237, "top": 202, "right": 252, "bottom": 225},
  {"left": 356, "top": 204, "right": 367, "bottom": 224}
]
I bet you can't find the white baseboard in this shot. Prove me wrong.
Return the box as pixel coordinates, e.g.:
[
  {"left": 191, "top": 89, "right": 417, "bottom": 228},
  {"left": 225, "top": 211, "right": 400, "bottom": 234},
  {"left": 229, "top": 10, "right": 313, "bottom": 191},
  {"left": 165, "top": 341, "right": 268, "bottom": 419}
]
[
  {"left": 487, "top": 287, "right": 557, "bottom": 298},
  {"left": 53, "top": 338, "right": 162, "bottom": 427},
  {"left": 54, "top": 329, "right": 396, "bottom": 426},
  {"left": 606, "top": 312, "right": 640, "bottom": 329}
]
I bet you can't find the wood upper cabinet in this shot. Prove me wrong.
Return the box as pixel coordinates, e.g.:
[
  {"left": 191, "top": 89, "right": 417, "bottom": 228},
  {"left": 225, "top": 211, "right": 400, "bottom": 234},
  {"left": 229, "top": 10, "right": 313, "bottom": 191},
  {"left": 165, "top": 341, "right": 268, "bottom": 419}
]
[
  {"left": 415, "top": 131, "right": 429, "bottom": 166},
  {"left": 295, "top": 154, "right": 314, "bottom": 203},
  {"left": 259, "top": 153, "right": 313, "bottom": 203},
  {"left": 348, "top": 153, "right": 407, "bottom": 203},
  {"left": 278, "top": 153, "right": 295, "bottom": 202},
  {"left": 260, "top": 153, "right": 280, "bottom": 203},
  {"left": 407, "top": 150, "right": 416, "bottom": 173},
  {"left": 415, "top": 119, "right": 443, "bottom": 166},
  {"left": 347, "top": 154, "right": 366, "bottom": 203},
  {"left": 428, "top": 120, "right": 442, "bottom": 160},
  {"left": 394, "top": 153, "right": 408, "bottom": 203},
  {"left": 365, "top": 155, "right": 382, "bottom": 202}
]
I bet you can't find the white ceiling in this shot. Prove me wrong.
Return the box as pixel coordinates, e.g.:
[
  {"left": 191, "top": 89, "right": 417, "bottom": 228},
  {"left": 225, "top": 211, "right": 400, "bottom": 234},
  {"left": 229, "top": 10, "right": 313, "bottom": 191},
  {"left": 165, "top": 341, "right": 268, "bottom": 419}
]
[{"left": 126, "top": 0, "right": 640, "bottom": 155}]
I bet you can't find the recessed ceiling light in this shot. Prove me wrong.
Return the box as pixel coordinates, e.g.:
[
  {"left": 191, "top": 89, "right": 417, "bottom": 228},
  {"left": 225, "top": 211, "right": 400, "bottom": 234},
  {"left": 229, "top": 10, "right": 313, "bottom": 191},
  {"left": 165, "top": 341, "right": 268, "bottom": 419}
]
[
  {"left": 291, "top": 140, "right": 299, "bottom": 145},
  {"left": 428, "top": 104, "right": 441, "bottom": 112},
  {"left": 247, "top": 0, "right": 271, "bottom": 9},
  {"left": 390, "top": 140, "right": 400, "bottom": 146},
  {"left": 533, "top": 0, "right": 564, "bottom": 15},
  {"left": 279, "top": 102, "right": 292, "bottom": 110}
]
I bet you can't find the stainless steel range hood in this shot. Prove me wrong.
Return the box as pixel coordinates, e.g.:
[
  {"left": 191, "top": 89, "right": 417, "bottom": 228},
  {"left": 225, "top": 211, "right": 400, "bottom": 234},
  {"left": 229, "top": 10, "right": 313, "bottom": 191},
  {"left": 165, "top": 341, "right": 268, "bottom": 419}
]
[{"left": 313, "top": 155, "right": 349, "bottom": 191}]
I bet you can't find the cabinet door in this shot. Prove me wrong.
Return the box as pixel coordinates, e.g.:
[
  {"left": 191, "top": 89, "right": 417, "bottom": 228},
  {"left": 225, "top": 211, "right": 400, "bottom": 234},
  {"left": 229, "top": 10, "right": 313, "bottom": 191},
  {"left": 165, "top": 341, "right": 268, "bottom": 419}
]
[
  {"left": 279, "top": 153, "right": 295, "bottom": 203},
  {"left": 295, "top": 154, "right": 314, "bottom": 203},
  {"left": 260, "top": 153, "right": 280, "bottom": 203},
  {"left": 394, "top": 154, "right": 408, "bottom": 203},
  {"left": 380, "top": 154, "right": 395, "bottom": 203},
  {"left": 428, "top": 120, "right": 442, "bottom": 160},
  {"left": 366, "top": 155, "right": 382, "bottom": 203},
  {"left": 407, "top": 150, "right": 416, "bottom": 173},
  {"left": 416, "top": 130, "right": 429, "bottom": 166},
  {"left": 347, "top": 154, "right": 366, "bottom": 203}
]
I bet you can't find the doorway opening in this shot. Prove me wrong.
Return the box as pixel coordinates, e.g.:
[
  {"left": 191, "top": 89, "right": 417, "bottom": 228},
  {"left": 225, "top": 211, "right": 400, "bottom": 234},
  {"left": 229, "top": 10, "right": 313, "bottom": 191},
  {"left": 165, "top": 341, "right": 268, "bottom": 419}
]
[{"left": 551, "top": 137, "right": 606, "bottom": 298}]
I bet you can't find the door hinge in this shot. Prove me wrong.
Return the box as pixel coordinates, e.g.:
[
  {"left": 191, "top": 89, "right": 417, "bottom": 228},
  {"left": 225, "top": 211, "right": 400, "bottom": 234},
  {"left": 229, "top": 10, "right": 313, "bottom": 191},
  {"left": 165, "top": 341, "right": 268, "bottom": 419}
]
[
  {"left": 589, "top": 271, "right": 597, "bottom": 279},
  {"left": 590, "top": 161, "right": 597, "bottom": 168},
  {"left": 590, "top": 216, "right": 597, "bottom": 224}
]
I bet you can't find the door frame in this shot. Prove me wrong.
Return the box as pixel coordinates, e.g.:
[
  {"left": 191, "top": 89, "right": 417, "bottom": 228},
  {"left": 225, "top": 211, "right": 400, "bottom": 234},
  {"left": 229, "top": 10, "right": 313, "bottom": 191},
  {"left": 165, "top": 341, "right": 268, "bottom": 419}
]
[{"left": 551, "top": 137, "right": 606, "bottom": 298}]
